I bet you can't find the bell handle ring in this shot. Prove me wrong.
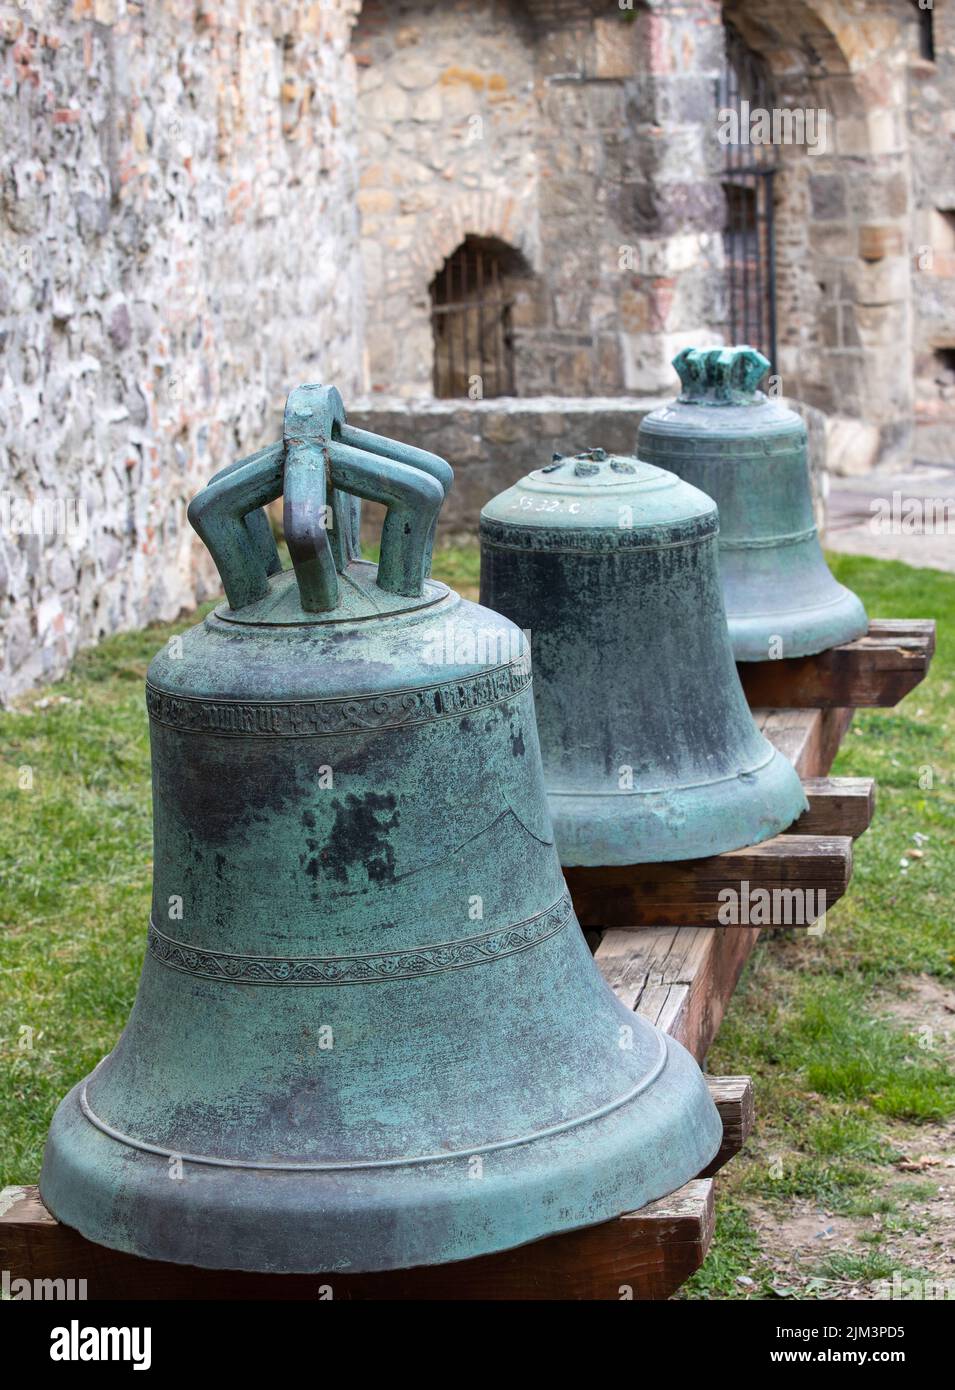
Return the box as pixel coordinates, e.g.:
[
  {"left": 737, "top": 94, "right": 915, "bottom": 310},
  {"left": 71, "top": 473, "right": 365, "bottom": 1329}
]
[
  {"left": 187, "top": 385, "right": 452, "bottom": 614},
  {"left": 672, "top": 345, "right": 770, "bottom": 404}
]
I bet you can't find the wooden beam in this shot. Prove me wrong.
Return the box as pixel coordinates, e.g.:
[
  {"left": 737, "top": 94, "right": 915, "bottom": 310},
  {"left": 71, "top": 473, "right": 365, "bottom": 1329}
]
[
  {"left": 755, "top": 707, "right": 854, "bottom": 780},
  {"left": 600, "top": 925, "right": 761, "bottom": 1061},
  {"left": 794, "top": 777, "right": 875, "bottom": 838},
  {"left": 738, "top": 619, "right": 935, "bottom": 709},
  {"left": 590, "top": 709, "right": 864, "bottom": 1064},
  {"left": 566, "top": 834, "right": 851, "bottom": 930},
  {"left": 0, "top": 1174, "right": 717, "bottom": 1302},
  {"left": 701, "top": 1076, "right": 754, "bottom": 1177},
  {"left": 590, "top": 717, "right": 860, "bottom": 1065}
]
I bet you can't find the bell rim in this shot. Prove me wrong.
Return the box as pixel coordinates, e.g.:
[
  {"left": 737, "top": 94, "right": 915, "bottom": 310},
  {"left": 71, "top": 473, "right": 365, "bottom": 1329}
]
[
  {"left": 727, "top": 590, "right": 869, "bottom": 662},
  {"left": 76, "top": 1028, "right": 669, "bottom": 1173},
  {"left": 40, "top": 1028, "right": 723, "bottom": 1274},
  {"left": 549, "top": 746, "right": 808, "bottom": 866}
]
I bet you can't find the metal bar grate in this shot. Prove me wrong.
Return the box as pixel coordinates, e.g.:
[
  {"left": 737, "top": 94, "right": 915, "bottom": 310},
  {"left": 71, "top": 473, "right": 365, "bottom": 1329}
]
[
  {"left": 719, "top": 24, "right": 778, "bottom": 371},
  {"left": 431, "top": 238, "right": 516, "bottom": 398}
]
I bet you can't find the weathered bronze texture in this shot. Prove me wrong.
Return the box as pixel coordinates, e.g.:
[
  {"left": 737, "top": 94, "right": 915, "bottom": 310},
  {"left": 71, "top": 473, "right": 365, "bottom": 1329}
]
[
  {"left": 41, "top": 386, "right": 721, "bottom": 1274},
  {"left": 480, "top": 446, "right": 807, "bottom": 865},
  {"left": 638, "top": 345, "right": 868, "bottom": 661}
]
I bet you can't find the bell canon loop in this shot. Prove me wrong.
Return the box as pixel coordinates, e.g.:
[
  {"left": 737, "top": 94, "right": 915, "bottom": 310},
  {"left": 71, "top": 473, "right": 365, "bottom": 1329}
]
[
  {"left": 479, "top": 446, "right": 808, "bottom": 866},
  {"left": 41, "top": 385, "right": 722, "bottom": 1274},
  {"left": 637, "top": 345, "right": 868, "bottom": 661}
]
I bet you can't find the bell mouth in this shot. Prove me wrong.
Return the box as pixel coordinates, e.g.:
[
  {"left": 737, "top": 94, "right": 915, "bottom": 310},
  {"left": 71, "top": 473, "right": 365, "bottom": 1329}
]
[
  {"left": 727, "top": 590, "right": 869, "bottom": 661},
  {"left": 549, "top": 745, "right": 808, "bottom": 866},
  {"left": 41, "top": 1026, "right": 722, "bottom": 1273},
  {"left": 76, "top": 1030, "right": 670, "bottom": 1172}
]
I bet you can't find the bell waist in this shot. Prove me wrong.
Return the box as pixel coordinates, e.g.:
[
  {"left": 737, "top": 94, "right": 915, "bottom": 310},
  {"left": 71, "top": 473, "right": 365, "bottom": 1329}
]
[{"left": 144, "top": 890, "right": 575, "bottom": 987}]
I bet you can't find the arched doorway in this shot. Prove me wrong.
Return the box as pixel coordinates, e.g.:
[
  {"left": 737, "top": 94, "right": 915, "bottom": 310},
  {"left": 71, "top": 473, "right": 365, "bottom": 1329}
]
[{"left": 430, "top": 236, "right": 530, "bottom": 398}]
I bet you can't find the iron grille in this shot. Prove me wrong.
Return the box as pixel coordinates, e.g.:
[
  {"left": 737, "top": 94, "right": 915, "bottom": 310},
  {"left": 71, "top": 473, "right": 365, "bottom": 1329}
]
[
  {"left": 719, "top": 23, "right": 778, "bottom": 370},
  {"left": 431, "top": 237, "right": 516, "bottom": 399}
]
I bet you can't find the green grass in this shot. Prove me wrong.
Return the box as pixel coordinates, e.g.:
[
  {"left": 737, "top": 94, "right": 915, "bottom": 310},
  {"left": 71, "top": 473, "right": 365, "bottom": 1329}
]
[
  {"left": 1, "top": 548, "right": 953, "bottom": 1301},
  {"left": 682, "top": 552, "right": 955, "bottom": 1298}
]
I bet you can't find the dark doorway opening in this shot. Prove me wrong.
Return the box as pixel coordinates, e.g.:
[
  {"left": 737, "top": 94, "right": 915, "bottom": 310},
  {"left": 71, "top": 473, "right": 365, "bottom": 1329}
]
[{"left": 430, "top": 236, "right": 527, "bottom": 399}]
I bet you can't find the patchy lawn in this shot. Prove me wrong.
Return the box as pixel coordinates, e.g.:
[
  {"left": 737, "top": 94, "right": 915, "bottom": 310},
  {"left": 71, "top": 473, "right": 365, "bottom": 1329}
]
[
  {"left": 0, "top": 547, "right": 952, "bottom": 1303},
  {"left": 684, "top": 553, "right": 955, "bottom": 1300}
]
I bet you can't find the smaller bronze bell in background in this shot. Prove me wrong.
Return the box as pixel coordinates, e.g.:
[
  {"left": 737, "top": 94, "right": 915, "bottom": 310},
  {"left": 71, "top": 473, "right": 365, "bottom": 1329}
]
[
  {"left": 480, "top": 446, "right": 807, "bottom": 866},
  {"left": 638, "top": 345, "right": 868, "bottom": 661}
]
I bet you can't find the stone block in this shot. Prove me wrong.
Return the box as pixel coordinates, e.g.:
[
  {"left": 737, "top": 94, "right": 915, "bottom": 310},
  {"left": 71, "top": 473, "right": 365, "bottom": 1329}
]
[
  {"left": 809, "top": 221, "right": 854, "bottom": 258},
  {"left": 825, "top": 414, "right": 881, "bottom": 477},
  {"left": 854, "top": 300, "right": 908, "bottom": 348},
  {"left": 859, "top": 223, "right": 906, "bottom": 262},
  {"left": 593, "top": 18, "right": 636, "bottom": 80},
  {"left": 809, "top": 173, "right": 846, "bottom": 221},
  {"left": 358, "top": 187, "right": 396, "bottom": 216},
  {"left": 850, "top": 256, "right": 911, "bottom": 306}
]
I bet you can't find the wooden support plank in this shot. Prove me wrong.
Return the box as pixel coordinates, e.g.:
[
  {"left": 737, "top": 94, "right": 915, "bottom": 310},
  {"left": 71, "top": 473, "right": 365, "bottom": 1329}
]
[
  {"left": 592, "top": 715, "right": 860, "bottom": 1064},
  {"left": 739, "top": 619, "right": 935, "bottom": 710},
  {"left": 0, "top": 1176, "right": 716, "bottom": 1302},
  {"left": 599, "top": 925, "right": 761, "bottom": 1061},
  {"left": 700, "top": 1076, "right": 754, "bottom": 1178},
  {"left": 759, "top": 707, "right": 854, "bottom": 779},
  {"left": 794, "top": 777, "right": 875, "bottom": 837},
  {"left": 566, "top": 834, "right": 851, "bottom": 930},
  {"left": 567, "top": 769, "right": 870, "bottom": 931}
]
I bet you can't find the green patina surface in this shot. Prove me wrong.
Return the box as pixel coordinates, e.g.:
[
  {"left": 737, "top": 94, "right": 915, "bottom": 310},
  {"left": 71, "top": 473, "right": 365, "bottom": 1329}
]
[
  {"left": 479, "top": 445, "right": 807, "bottom": 864},
  {"left": 36, "top": 389, "right": 720, "bottom": 1274},
  {"left": 1, "top": 549, "right": 951, "bottom": 1293},
  {"left": 639, "top": 346, "right": 868, "bottom": 662}
]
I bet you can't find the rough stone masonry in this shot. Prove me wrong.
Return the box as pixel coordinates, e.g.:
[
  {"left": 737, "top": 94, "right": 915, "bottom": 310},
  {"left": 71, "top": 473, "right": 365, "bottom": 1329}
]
[{"left": 0, "top": 0, "right": 364, "bottom": 702}]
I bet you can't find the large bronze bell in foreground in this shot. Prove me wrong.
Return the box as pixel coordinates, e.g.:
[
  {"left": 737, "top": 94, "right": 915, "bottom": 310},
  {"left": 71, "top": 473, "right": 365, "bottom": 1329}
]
[
  {"left": 480, "top": 446, "right": 807, "bottom": 865},
  {"left": 638, "top": 345, "right": 868, "bottom": 661},
  {"left": 41, "top": 386, "right": 721, "bottom": 1273}
]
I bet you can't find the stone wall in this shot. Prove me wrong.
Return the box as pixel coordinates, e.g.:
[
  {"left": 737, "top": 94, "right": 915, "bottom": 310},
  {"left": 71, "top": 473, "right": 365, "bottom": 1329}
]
[
  {"left": 0, "top": 0, "right": 364, "bottom": 702},
  {"left": 353, "top": 0, "right": 943, "bottom": 468},
  {"left": 723, "top": 0, "right": 914, "bottom": 469},
  {"left": 906, "top": 0, "right": 955, "bottom": 463},
  {"left": 349, "top": 392, "right": 830, "bottom": 543},
  {"left": 352, "top": 0, "right": 725, "bottom": 400}
]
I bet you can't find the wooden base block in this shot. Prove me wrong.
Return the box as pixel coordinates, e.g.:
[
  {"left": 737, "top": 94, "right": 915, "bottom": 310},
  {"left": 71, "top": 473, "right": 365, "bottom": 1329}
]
[
  {"left": 792, "top": 776, "right": 875, "bottom": 837},
  {"left": 0, "top": 1074, "right": 749, "bottom": 1301},
  {"left": 739, "top": 619, "right": 935, "bottom": 709},
  {"left": 601, "top": 925, "right": 761, "bottom": 1061},
  {"left": 566, "top": 833, "right": 851, "bottom": 930}
]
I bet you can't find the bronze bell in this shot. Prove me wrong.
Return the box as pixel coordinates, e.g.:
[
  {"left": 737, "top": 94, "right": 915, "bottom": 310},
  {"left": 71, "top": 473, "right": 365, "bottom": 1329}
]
[
  {"left": 638, "top": 345, "right": 868, "bottom": 660},
  {"left": 480, "top": 446, "right": 808, "bottom": 865},
  {"left": 41, "top": 386, "right": 722, "bottom": 1274}
]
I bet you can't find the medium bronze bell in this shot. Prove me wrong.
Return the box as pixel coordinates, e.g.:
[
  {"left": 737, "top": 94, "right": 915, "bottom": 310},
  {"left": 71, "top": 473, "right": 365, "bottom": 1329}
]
[
  {"left": 41, "top": 386, "right": 721, "bottom": 1274},
  {"left": 638, "top": 346, "right": 868, "bottom": 661},
  {"left": 480, "top": 446, "right": 807, "bottom": 865}
]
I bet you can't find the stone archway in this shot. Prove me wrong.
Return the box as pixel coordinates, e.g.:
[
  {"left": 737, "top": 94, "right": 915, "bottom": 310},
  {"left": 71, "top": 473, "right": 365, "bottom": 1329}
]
[
  {"left": 409, "top": 189, "right": 539, "bottom": 294},
  {"left": 352, "top": 0, "right": 707, "bottom": 400},
  {"left": 429, "top": 232, "right": 537, "bottom": 398},
  {"left": 353, "top": 0, "right": 540, "bottom": 398}
]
